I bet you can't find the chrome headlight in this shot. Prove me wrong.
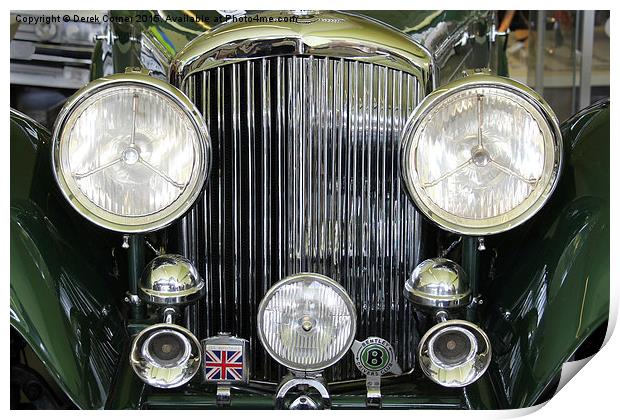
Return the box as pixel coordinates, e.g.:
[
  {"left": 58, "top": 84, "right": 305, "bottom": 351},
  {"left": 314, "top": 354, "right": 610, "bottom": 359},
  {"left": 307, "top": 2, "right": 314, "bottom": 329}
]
[
  {"left": 52, "top": 71, "right": 210, "bottom": 233},
  {"left": 257, "top": 273, "right": 357, "bottom": 372},
  {"left": 401, "top": 74, "right": 562, "bottom": 235}
]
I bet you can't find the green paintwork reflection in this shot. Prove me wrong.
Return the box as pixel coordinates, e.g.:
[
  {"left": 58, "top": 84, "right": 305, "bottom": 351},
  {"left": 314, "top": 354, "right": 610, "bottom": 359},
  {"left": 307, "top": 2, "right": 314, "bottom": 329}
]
[
  {"left": 481, "top": 100, "right": 609, "bottom": 407},
  {"left": 91, "top": 10, "right": 223, "bottom": 79},
  {"left": 10, "top": 110, "right": 128, "bottom": 409},
  {"left": 359, "top": 10, "right": 483, "bottom": 34}
]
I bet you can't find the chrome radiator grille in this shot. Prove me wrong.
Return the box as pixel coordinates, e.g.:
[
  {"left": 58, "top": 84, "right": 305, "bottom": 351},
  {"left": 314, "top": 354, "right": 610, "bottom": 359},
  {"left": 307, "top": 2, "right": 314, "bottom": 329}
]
[{"left": 180, "top": 56, "right": 425, "bottom": 382}]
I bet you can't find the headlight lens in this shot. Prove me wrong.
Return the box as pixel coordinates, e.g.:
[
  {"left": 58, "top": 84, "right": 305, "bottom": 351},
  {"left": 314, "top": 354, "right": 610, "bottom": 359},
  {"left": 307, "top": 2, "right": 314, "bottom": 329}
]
[
  {"left": 401, "top": 74, "right": 562, "bottom": 235},
  {"left": 52, "top": 72, "right": 210, "bottom": 232},
  {"left": 257, "top": 273, "right": 357, "bottom": 372}
]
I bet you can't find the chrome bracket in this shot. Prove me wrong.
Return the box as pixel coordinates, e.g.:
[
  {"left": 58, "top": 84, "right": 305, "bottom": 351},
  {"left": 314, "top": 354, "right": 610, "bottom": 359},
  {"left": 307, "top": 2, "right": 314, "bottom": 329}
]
[
  {"left": 93, "top": 25, "right": 118, "bottom": 44},
  {"left": 365, "top": 376, "right": 382, "bottom": 408},
  {"left": 435, "top": 310, "right": 449, "bottom": 324},
  {"left": 162, "top": 307, "right": 177, "bottom": 324},
  {"left": 275, "top": 374, "right": 331, "bottom": 410},
  {"left": 124, "top": 291, "right": 141, "bottom": 305},
  {"left": 455, "top": 31, "right": 475, "bottom": 48},
  {"left": 488, "top": 24, "right": 509, "bottom": 43},
  {"left": 124, "top": 67, "right": 151, "bottom": 76},
  {"left": 216, "top": 384, "right": 232, "bottom": 408}
]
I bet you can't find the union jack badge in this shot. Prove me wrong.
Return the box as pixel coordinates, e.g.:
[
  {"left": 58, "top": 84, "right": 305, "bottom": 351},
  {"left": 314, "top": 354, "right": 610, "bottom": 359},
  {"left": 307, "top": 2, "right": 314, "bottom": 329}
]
[{"left": 201, "top": 333, "right": 249, "bottom": 384}]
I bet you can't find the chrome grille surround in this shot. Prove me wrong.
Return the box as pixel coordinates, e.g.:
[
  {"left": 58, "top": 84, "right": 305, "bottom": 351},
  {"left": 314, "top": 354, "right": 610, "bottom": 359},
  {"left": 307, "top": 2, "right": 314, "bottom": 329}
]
[{"left": 170, "top": 11, "right": 435, "bottom": 383}]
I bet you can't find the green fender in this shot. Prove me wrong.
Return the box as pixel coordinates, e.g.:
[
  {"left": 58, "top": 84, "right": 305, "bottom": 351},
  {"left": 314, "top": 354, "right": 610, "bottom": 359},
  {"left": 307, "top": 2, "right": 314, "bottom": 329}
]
[
  {"left": 10, "top": 110, "right": 127, "bottom": 409},
  {"left": 481, "top": 100, "right": 610, "bottom": 408}
]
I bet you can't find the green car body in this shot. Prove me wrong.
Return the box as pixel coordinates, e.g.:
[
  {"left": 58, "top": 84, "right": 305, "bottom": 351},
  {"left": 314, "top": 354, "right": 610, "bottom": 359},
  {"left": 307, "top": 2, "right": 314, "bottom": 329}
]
[{"left": 10, "top": 10, "right": 608, "bottom": 409}]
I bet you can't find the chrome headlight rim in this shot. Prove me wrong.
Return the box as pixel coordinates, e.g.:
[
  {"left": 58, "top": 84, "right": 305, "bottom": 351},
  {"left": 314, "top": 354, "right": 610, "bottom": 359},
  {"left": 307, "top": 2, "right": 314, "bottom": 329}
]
[
  {"left": 257, "top": 272, "right": 357, "bottom": 372},
  {"left": 401, "top": 74, "right": 563, "bottom": 236},
  {"left": 51, "top": 71, "right": 211, "bottom": 233}
]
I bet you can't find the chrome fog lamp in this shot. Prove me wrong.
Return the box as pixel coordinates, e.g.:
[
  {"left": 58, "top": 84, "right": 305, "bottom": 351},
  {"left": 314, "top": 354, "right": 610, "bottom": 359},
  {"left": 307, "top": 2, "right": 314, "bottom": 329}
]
[
  {"left": 406, "top": 258, "right": 491, "bottom": 387},
  {"left": 418, "top": 319, "right": 491, "bottom": 387},
  {"left": 130, "top": 311, "right": 202, "bottom": 389},
  {"left": 257, "top": 273, "right": 357, "bottom": 372},
  {"left": 401, "top": 73, "right": 562, "bottom": 235},
  {"left": 131, "top": 255, "right": 204, "bottom": 388},
  {"left": 404, "top": 258, "right": 471, "bottom": 309},
  {"left": 51, "top": 70, "right": 210, "bottom": 233},
  {"left": 139, "top": 254, "right": 205, "bottom": 306}
]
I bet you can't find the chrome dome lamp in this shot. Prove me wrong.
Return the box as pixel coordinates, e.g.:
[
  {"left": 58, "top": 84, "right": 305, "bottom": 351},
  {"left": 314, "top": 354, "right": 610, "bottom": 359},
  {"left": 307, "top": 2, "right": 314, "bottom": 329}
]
[
  {"left": 405, "top": 258, "right": 492, "bottom": 387},
  {"left": 404, "top": 258, "right": 471, "bottom": 309},
  {"left": 130, "top": 254, "right": 205, "bottom": 388},
  {"left": 138, "top": 254, "right": 205, "bottom": 306}
]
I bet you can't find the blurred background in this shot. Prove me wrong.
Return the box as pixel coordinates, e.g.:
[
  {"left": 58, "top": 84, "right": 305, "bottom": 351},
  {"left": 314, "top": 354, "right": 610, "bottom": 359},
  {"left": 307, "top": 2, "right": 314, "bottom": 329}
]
[
  {"left": 10, "top": 10, "right": 610, "bottom": 128},
  {"left": 10, "top": 11, "right": 106, "bottom": 128},
  {"left": 502, "top": 10, "right": 610, "bottom": 121}
]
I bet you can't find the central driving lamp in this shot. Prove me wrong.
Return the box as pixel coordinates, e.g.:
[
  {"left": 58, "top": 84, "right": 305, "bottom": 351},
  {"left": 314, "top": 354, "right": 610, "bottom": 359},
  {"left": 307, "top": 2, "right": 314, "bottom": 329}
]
[{"left": 257, "top": 273, "right": 357, "bottom": 372}]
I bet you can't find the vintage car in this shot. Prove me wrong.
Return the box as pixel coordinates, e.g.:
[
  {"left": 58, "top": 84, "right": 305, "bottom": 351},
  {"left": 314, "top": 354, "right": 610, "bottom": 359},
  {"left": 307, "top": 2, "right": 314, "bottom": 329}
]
[{"left": 10, "top": 10, "right": 609, "bottom": 410}]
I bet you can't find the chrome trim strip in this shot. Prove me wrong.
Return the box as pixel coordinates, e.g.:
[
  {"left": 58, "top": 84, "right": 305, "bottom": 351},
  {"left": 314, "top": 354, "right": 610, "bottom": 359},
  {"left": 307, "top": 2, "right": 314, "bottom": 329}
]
[{"left": 170, "top": 10, "right": 433, "bottom": 95}]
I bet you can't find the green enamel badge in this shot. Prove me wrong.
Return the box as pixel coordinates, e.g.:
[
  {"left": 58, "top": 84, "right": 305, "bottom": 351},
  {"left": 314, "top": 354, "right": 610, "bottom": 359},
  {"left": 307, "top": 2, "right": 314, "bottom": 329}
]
[{"left": 352, "top": 337, "right": 403, "bottom": 376}]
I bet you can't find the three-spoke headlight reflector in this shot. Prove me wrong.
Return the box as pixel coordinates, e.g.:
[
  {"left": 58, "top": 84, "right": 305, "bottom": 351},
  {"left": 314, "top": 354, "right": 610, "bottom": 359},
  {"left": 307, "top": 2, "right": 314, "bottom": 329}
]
[
  {"left": 52, "top": 72, "right": 210, "bottom": 232},
  {"left": 401, "top": 74, "right": 562, "bottom": 235}
]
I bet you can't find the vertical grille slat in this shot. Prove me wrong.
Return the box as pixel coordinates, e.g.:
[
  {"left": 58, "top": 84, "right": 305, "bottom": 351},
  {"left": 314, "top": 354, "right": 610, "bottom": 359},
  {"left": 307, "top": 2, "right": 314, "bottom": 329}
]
[{"left": 182, "top": 56, "right": 423, "bottom": 382}]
